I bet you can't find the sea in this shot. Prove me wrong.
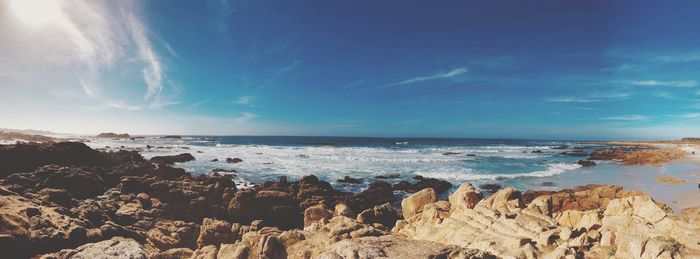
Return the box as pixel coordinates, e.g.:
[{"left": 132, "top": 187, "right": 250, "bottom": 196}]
[{"left": 81, "top": 136, "right": 614, "bottom": 192}]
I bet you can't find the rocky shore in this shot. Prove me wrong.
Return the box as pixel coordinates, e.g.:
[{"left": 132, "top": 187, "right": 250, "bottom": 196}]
[{"left": 1, "top": 142, "right": 698, "bottom": 258}]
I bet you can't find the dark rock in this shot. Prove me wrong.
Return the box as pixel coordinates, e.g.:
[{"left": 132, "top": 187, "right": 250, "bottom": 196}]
[
  {"left": 226, "top": 157, "right": 243, "bottom": 163},
  {"left": 560, "top": 151, "right": 588, "bottom": 157},
  {"left": 97, "top": 132, "right": 131, "bottom": 139},
  {"left": 442, "top": 152, "right": 462, "bottom": 156},
  {"left": 541, "top": 181, "right": 556, "bottom": 187},
  {"left": 465, "top": 154, "right": 477, "bottom": 157},
  {"left": 212, "top": 168, "right": 237, "bottom": 174},
  {"left": 393, "top": 177, "right": 452, "bottom": 194},
  {"left": 210, "top": 158, "right": 218, "bottom": 162},
  {"left": 478, "top": 183, "right": 503, "bottom": 194},
  {"left": 337, "top": 176, "right": 362, "bottom": 184},
  {"left": 374, "top": 174, "right": 400, "bottom": 179},
  {"left": 531, "top": 150, "right": 544, "bottom": 153},
  {"left": 341, "top": 181, "right": 396, "bottom": 213},
  {"left": 150, "top": 153, "right": 195, "bottom": 165},
  {"left": 577, "top": 160, "right": 596, "bottom": 167},
  {"left": 162, "top": 135, "right": 183, "bottom": 139}
]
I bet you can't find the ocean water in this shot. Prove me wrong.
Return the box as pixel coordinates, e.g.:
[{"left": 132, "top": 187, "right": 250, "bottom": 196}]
[{"left": 84, "top": 136, "right": 607, "bottom": 193}]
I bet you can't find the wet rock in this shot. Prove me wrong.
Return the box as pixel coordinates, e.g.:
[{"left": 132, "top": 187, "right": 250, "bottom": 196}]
[
  {"left": 373, "top": 174, "right": 400, "bottom": 179},
  {"left": 337, "top": 176, "right": 362, "bottom": 184},
  {"left": 304, "top": 204, "right": 333, "bottom": 227},
  {"left": 577, "top": 160, "right": 596, "bottom": 167},
  {"left": 561, "top": 151, "right": 588, "bottom": 157},
  {"left": 393, "top": 177, "right": 452, "bottom": 194},
  {"left": 210, "top": 159, "right": 219, "bottom": 162},
  {"left": 226, "top": 157, "right": 243, "bottom": 163},
  {"left": 161, "top": 135, "right": 182, "bottom": 139},
  {"left": 341, "top": 181, "right": 396, "bottom": 214},
  {"left": 442, "top": 152, "right": 461, "bottom": 155},
  {"left": 478, "top": 183, "right": 502, "bottom": 194},
  {"left": 0, "top": 142, "right": 130, "bottom": 176},
  {"left": 541, "top": 181, "right": 556, "bottom": 187},
  {"left": 531, "top": 150, "right": 544, "bottom": 153},
  {"left": 149, "top": 153, "right": 195, "bottom": 165}
]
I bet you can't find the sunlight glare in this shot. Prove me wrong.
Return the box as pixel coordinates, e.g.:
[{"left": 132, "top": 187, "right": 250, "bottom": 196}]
[{"left": 9, "top": 0, "right": 64, "bottom": 28}]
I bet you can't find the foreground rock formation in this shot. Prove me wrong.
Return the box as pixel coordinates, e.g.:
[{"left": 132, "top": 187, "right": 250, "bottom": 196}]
[{"left": 0, "top": 142, "right": 698, "bottom": 258}]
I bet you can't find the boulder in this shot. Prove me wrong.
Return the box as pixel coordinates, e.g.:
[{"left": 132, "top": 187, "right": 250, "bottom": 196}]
[
  {"left": 392, "top": 177, "right": 452, "bottom": 194},
  {"left": 304, "top": 204, "right": 333, "bottom": 227},
  {"left": 576, "top": 160, "right": 596, "bottom": 167},
  {"left": 589, "top": 149, "right": 626, "bottom": 160},
  {"left": 97, "top": 132, "right": 131, "bottom": 139},
  {"left": 448, "top": 183, "right": 483, "bottom": 211},
  {"left": 49, "top": 237, "right": 147, "bottom": 259},
  {"left": 149, "top": 153, "right": 195, "bottom": 165},
  {"left": 337, "top": 176, "right": 362, "bottom": 184},
  {"left": 356, "top": 203, "right": 399, "bottom": 228},
  {"left": 196, "top": 218, "right": 234, "bottom": 248},
  {"left": 400, "top": 188, "right": 437, "bottom": 219},
  {"left": 146, "top": 220, "right": 199, "bottom": 250},
  {"left": 226, "top": 158, "right": 243, "bottom": 163}
]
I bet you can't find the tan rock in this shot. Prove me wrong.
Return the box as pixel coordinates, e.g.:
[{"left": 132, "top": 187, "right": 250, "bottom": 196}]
[
  {"left": 556, "top": 210, "right": 600, "bottom": 230},
  {"left": 196, "top": 218, "right": 234, "bottom": 248},
  {"left": 448, "top": 183, "right": 483, "bottom": 211},
  {"left": 217, "top": 243, "right": 249, "bottom": 259},
  {"left": 190, "top": 245, "right": 218, "bottom": 259},
  {"left": 474, "top": 187, "right": 523, "bottom": 215},
  {"left": 655, "top": 175, "right": 686, "bottom": 184},
  {"left": 400, "top": 188, "right": 437, "bottom": 219},
  {"left": 334, "top": 203, "right": 354, "bottom": 218},
  {"left": 153, "top": 248, "right": 194, "bottom": 259},
  {"left": 304, "top": 204, "right": 333, "bottom": 227}
]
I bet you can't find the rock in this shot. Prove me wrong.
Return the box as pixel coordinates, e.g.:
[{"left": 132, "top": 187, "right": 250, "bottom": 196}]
[
  {"left": 556, "top": 210, "right": 600, "bottom": 230},
  {"left": 161, "top": 135, "right": 182, "bottom": 139},
  {"left": 401, "top": 188, "right": 437, "bottom": 219},
  {"left": 334, "top": 204, "right": 355, "bottom": 218},
  {"left": 152, "top": 248, "right": 194, "bottom": 259},
  {"left": 136, "top": 193, "right": 151, "bottom": 209},
  {"left": 475, "top": 187, "right": 523, "bottom": 215},
  {"left": 561, "top": 151, "right": 587, "bottom": 157},
  {"left": 149, "top": 153, "right": 195, "bottom": 165},
  {"left": 442, "top": 152, "right": 461, "bottom": 155},
  {"left": 478, "top": 183, "right": 502, "bottom": 194},
  {"left": 210, "top": 159, "right": 219, "bottom": 162},
  {"left": 465, "top": 154, "right": 477, "bottom": 157},
  {"left": 50, "top": 237, "right": 147, "bottom": 259},
  {"left": 541, "top": 181, "right": 555, "bottom": 187},
  {"left": 655, "top": 175, "right": 686, "bottom": 184},
  {"left": 258, "top": 234, "right": 286, "bottom": 258},
  {"left": 0, "top": 142, "right": 128, "bottom": 176},
  {"left": 551, "top": 145, "right": 569, "bottom": 150},
  {"left": 356, "top": 203, "right": 399, "bottom": 228},
  {"left": 531, "top": 150, "right": 544, "bottom": 153},
  {"left": 146, "top": 220, "right": 200, "bottom": 250},
  {"left": 589, "top": 149, "right": 626, "bottom": 160},
  {"left": 576, "top": 160, "right": 596, "bottom": 167},
  {"left": 226, "top": 158, "right": 243, "bottom": 163},
  {"left": 448, "top": 183, "right": 483, "bottom": 211},
  {"left": 522, "top": 184, "right": 648, "bottom": 215},
  {"left": 217, "top": 243, "right": 249, "bottom": 258},
  {"left": 304, "top": 204, "right": 333, "bottom": 227},
  {"left": 97, "top": 132, "right": 131, "bottom": 139},
  {"left": 392, "top": 177, "right": 452, "bottom": 194},
  {"left": 37, "top": 188, "right": 75, "bottom": 207},
  {"left": 191, "top": 245, "right": 218, "bottom": 259},
  {"left": 373, "top": 174, "right": 400, "bottom": 179},
  {"left": 197, "top": 218, "right": 234, "bottom": 248},
  {"left": 337, "top": 176, "right": 362, "bottom": 184},
  {"left": 341, "top": 181, "right": 396, "bottom": 214}
]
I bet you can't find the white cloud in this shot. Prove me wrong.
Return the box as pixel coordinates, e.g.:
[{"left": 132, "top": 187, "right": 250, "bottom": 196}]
[
  {"left": 629, "top": 80, "right": 697, "bottom": 88},
  {"left": 672, "top": 113, "right": 700, "bottom": 119},
  {"left": 378, "top": 67, "right": 467, "bottom": 88},
  {"left": 602, "top": 115, "right": 649, "bottom": 121},
  {"left": 1, "top": 0, "right": 175, "bottom": 109}
]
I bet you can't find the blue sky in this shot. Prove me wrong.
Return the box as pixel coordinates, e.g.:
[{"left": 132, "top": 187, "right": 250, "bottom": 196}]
[{"left": 1, "top": 0, "right": 700, "bottom": 140}]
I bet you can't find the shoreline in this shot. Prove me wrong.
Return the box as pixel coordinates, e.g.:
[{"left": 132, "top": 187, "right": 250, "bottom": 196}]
[{"left": 0, "top": 141, "right": 699, "bottom": 258}]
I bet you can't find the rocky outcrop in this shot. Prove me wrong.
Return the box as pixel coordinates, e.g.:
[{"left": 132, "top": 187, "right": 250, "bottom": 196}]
[
  {"left": 393, "top": 184, "right": 700, "bottom": 258},
  {"left": 149, "top": 153, "right": 195, "bottom": 165},
  {"left": 356, "top": 203, "right": 399, "bottom": 228},
  {"left": 589, "top": 149, "right": 627, "bottom": 160},
  {"left": 42, "top": 237, "right": 148, "bottom": 259},
  {"left": 401, "top": 188, "right": 437, "bottom": 219}
]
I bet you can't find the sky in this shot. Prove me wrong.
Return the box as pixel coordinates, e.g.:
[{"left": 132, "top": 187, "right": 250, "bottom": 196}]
[{"left": 1, "top": 0, "right": 700, "bottom": 140}]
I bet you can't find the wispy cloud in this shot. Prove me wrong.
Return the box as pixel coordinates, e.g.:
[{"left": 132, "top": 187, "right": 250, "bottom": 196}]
[
  {"left": 342, "top": 80, "right": 365, "bottom": 89},
  {"left": 671, "top": 113, "right": 700, "bottom": 119},
  {"left": 260, "top": 59, "right": 302, "bottom": 88},
  {"left": 548, "top": 92, "right": 630, "bottom": 103},
  {"left": 628, "top": 80, "right": 697, "bottom": 88},
  {"left": 378, "top": 67, "right": 467, "bottom": 88},
  {"left": 601, "top": 115, "right": 649, "bottom": 121},
  {"left": 234, "top": 96, "right": 254, "bottom": 105},
  {"left": 232, "top": 112, "right": 257, "bottom": 124}
]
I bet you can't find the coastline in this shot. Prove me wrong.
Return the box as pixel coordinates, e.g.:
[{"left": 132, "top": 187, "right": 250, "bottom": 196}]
[{"left": 0, "top": 140, "right": 699, "bottom": 258}]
